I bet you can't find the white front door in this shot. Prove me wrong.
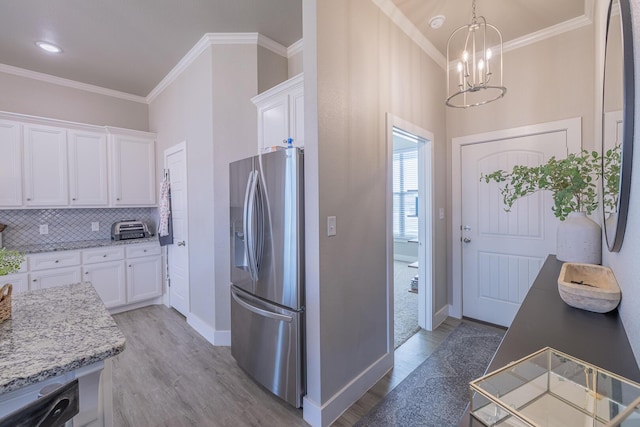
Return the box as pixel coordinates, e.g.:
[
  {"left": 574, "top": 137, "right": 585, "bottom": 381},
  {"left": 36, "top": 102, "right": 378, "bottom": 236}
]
[
  {"left": 165, "top": 142, "right": 190, "bottom": 316},
  {"left": 453, "top": 118, "right": 581, "bottom": 327}
]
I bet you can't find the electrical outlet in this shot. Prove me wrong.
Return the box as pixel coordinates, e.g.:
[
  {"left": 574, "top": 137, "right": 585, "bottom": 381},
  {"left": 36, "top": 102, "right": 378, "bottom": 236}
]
[
  {"left": 327, "top": 216, "right": 337, "bottom": 236},
  {"left": 91, "top": 222, "right": 100, "bottom": 232},
  {"left": 39, "top": 224, "right": 48, "bottom": 235}
]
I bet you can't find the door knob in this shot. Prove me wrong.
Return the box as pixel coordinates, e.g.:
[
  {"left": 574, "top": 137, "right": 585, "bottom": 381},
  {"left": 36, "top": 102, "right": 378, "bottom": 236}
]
[
  {"left": 177, "top": 241, "right": 186, "bottom": 246},
  {"left": 463, "top": 237, "right": 471, "bottom": 243}
]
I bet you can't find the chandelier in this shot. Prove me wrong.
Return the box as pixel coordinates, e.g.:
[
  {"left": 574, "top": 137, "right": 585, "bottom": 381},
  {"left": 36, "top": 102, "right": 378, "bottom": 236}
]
[{"left": 446, "top": 0, "right": 506, "bottom": 108}]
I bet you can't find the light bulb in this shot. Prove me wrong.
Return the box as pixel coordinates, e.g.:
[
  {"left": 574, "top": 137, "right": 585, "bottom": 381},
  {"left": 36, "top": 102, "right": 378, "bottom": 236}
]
[
  {"left": 486, "top": 48, "right": 493, "bottom": 60},
  {"left": 457, "top": 62, "right": 463, "bottom": 72},
  {"left": 478, "top": 59, "right": 485, "bottom": 71},
  {"left": 462, "top": 51, "right": 469, "bottom": 62}
]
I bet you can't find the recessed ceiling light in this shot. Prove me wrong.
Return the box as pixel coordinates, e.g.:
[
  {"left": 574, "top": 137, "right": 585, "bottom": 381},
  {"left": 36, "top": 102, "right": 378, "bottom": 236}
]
[
  {"left": 35, "top": 41, "right": 63, "bottom": 54},
  {"left": 429, "top": 15, "right": 446, "bottom": 30}
]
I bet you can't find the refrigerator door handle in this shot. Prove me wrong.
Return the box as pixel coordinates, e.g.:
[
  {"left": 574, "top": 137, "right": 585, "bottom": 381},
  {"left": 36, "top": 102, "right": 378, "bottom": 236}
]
[
  {"left": 231, "top": 289, "right": 293, "bottom": 323},
  {"left": 244, "top": 170, "right": 258, "bottom": 281}
]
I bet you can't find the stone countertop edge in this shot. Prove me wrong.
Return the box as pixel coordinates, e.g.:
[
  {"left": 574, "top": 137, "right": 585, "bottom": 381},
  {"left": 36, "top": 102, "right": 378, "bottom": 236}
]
[
  {"left": 0, "top": 282, "right": 126, "bottom": 395},
  {"left": 6, "top": 236, "right": 159, "bottom": 254}
]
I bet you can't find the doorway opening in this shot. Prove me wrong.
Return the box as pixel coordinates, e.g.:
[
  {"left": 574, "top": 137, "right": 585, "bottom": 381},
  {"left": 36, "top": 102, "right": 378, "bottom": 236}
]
[{"left": 387, "top": 115, "right": 434, "bottom": 350}]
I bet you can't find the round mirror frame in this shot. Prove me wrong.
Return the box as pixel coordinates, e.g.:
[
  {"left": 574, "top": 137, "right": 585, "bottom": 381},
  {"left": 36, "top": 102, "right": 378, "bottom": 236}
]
[{"left": 602, "top": 0, "right": 635, "bottom": 252}]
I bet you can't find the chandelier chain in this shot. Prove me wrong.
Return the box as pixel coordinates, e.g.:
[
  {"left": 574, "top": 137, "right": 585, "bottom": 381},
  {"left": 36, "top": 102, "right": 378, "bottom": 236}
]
[{"left": 471, "top": 0, "right": 477, "bottom": 21}]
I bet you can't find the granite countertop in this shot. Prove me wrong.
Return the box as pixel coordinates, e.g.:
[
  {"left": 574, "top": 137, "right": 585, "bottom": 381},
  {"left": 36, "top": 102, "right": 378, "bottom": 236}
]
[
  {"left": 7, "top": 236, "right": 159, "bottom": 254},
  {"left": 0, "top": 283, "right": 126, "bottom": 394}
]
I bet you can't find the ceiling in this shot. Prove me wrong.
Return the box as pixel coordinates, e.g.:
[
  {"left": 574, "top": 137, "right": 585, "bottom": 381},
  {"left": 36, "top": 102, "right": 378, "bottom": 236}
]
[{"left": 0, "top": 0, "right": 588, "bottom": 99}]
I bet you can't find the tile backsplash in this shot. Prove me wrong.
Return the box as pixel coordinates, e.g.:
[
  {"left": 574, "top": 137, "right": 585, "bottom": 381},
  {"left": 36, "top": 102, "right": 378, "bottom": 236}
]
[{"left": 0, "top": 208, "right": 157, "bottom": 248}]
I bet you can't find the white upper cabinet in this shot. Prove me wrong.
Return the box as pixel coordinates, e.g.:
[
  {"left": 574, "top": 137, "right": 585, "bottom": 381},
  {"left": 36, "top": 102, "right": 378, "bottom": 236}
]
[
  {"left": 0, "top": 120, "right": 23, "bottom": 206},
  {"left": 252, "top": 73, "right": 304, "bottom": 152},
  {"left": 110, "top": 133, "right": 157, "bottom": 206},
  {"left": 0, "top": 113, "right": 157, "bottom": 209},
  {"left": 68, "top": 130, "right": 109, "bottom": 206},
  {"left": 23, "top": 124, "right": 68, "bottom": 206}
]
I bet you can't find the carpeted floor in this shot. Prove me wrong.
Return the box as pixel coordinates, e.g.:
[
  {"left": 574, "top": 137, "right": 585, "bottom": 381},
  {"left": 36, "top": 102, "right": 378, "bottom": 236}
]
[
  {"left": 355, "top": 321, "right": 505, "bottom": 427},
  {"left": 394, "top": 261, "right": 420, "bottom": 349}
]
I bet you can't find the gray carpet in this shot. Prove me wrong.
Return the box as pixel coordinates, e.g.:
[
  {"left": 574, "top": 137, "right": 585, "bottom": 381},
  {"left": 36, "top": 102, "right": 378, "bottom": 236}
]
[
  {"left": 394, "top": 261, "right": 420, "bottom": 349},
  {"left": 355, "top": 322, "right": 505, "bottom": 427}
]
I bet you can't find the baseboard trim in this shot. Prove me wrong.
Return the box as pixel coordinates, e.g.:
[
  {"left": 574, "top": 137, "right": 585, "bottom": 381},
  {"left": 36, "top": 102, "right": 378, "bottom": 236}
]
[
  {"left": 108, "top": 298, "right": 162, "bottom": 315},
  {"left": 433, "top": 305, "right": 449, "bottom": 329},
  {"left": 302, "top": 351, "right": 393, "bottom": 427},
  {"left": 449, "top": 303, "right": 462, "bottom": 319},
  {"left": 187, "top": 314, "right": 231, "bottom": 346}
]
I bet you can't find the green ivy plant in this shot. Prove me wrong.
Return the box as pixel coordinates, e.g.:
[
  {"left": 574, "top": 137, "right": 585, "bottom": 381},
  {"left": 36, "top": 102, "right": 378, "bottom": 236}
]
[
  {"left": 480, "top": 150, "right": 602, "bottom": 221},
  {"left": 602, "top": 144, "right": 621, "bottom": 214},
  {"left": 0, "top": 248, "right": 25, "bottom": 276}
]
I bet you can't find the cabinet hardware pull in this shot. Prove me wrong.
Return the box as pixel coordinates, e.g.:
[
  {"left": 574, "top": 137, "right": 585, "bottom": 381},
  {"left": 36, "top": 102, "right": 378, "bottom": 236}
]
[
  {"left": 103, "top": 254, "right": 107, "bottom": 257},
  {"left": 55, "top": 260, "right": 59, "bottom": 263}
]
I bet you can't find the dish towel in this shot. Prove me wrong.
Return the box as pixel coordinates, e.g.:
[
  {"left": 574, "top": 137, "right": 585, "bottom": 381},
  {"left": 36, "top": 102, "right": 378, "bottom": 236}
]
[{"left": 158, "top": 177, "right": 174, "bottom": 246}]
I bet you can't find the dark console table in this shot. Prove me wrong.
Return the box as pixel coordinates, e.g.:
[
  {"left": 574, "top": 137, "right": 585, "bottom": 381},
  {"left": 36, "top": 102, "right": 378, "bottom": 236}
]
[{"left": 459, "top": 255, "right": 640, "bottom": 426}]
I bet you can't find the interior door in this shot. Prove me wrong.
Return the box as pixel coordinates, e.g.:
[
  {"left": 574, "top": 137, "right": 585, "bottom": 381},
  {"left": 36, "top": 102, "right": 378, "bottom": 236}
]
[
  {"left": 460, "top": 132, "right": 568, "bottom": 327},
  {"left": 165, "top": 143, "right": 190, "bottom": 316}
]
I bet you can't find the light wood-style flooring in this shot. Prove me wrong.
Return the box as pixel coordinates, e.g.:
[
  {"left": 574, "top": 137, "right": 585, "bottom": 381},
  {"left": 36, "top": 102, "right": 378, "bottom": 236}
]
[{"left": 112, "top": 305, "right": 461, "bottom": 427}]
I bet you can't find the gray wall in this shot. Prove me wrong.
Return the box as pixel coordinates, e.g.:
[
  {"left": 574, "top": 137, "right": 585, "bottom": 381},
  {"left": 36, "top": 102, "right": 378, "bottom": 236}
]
[
  {"left": 149, "top": 48, "right": 217, "bottom": 328},
  {"left": 305, "top": 0, "right": 447, "bottom": 415},
  {"left": 149, "top": 42, "right": 286, "bottom": 336},
  {"left": 445, "top": 25, "right": 597, "bottom": 308},
  {"left": 603, "top": 0, "right": 640, "bottom": 365},
  {"left": 257, "top": 45, "right": 288, "bottom": 94},
  {"left": 289, "top": 49, "right": 304, "bottom": 77},
  {"left": 0, "top": 72, "right": 148, "bottom": 130}
]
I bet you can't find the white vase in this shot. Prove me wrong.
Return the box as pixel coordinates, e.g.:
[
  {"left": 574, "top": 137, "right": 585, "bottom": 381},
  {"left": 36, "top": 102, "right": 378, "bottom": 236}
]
[{"left": 556, "top": 212, "right": 602, "bottom": 264}]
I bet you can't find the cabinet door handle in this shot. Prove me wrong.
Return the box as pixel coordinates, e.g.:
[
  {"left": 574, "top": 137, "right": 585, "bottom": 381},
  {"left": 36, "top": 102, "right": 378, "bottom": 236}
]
[
  {"left": 85, "top": 271, "right": 89, "bottom": 275},
  {"left": 32, "top": 279, "right": 37, "bottom": 282},
  {"left": 177, "top": 241, "right": 186, "bottom": 247},
  {"left": 72, "top": 198, "right": 76, "bottom": 201},
  {"left": 55, "top": 260, "right": 59, "bottom": 263},
  {"left": 26, "top": 198, "right": 31, "bottom": 201},
  {"left": 103, "top": 254, "right": 107, "bottom": 258}
]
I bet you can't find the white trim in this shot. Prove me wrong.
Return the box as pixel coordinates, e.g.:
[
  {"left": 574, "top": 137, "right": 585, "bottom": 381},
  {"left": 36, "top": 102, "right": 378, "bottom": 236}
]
[
  {"left": 0, "top": 63, "right": 148, "bottom": 104},
  {"left": 108, "top": 299, "right": 162, "bottom": 315},
  {"left": 393, "top": 254, "right": 416, "bottom": 263},
  {"left": 147, "top": 33, "right": 288, "bottom": 103},
  {"left": 503, "top": 15, "right": 593, "bottom": 54},
  {"left": 302, "top": 352, "right": 393, "bottom": 427},
  {"left": 386, "top": 113, "right": 436, "bottom": 331},
  {"left": 450, "top": 118, "right": 582, "bottom": 321},
  {"left": 374, "top": 0, "right": 593, "bottom": 71},
  {"left": 187, "top": 313, "right": 231, "bottom": 346},
  {"left": 433, "top": 305, "right": 448, "bottom": 329},
  {"left": 371, "top": 0, "right": 447, "bottom": 69},
  {"left": 287, "top": 39, "right": 304, "bottom": 58}
]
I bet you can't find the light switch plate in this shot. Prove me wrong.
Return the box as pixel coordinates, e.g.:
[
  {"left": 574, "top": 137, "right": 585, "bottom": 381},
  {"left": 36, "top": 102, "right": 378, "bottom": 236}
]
[
  {"left": 439, "top": 208, "right": 445, "bottom": 220},
  {"left": 327, "top": 216, "right": 337, "bottom": 237}
]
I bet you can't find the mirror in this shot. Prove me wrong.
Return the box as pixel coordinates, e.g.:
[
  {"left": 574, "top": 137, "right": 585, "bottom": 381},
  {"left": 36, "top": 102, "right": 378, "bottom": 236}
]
[{"left": 602, "top": 0, "right": 634, "bottom": 252}]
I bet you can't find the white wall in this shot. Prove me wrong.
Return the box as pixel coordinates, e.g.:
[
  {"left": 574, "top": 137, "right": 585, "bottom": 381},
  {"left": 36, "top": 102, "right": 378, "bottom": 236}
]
[
  {"left": 0, "top": 71, "right": 148, "bottom": 130},
  {"left": 303, "top": 0, "right": 446, "bottom": 424},
  {"left": 289, "top": 49, "right": 304, "bottom": 77}
]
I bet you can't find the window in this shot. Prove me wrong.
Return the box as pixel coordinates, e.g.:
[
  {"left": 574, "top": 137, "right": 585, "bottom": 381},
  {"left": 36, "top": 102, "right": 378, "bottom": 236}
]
[{"left": 393, "top": 129, "right": 419, "bottom": 240}]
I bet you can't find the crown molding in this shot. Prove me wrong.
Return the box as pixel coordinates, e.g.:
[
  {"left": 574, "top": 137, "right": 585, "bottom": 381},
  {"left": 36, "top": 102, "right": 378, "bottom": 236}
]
[
  {"left": 147, "top": 32, "right": 288, "bottom": 103},
  {"left": 0, "top": 63, "right": 147, "bottom": 104},
  {"left": 503, "top": 14, "right": 593, "bottom": 54},
  {"left": 287, "top": 39, "right": 304, "bottom": 58},
  {"left": 372, "top": 0, "right": 447, "bottom": 70}
]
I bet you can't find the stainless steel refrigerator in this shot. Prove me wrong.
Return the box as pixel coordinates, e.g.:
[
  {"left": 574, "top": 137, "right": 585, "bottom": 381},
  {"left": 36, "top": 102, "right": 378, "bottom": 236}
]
[{"left": 229, "top": 147, "right": 304, "bottom": 408}]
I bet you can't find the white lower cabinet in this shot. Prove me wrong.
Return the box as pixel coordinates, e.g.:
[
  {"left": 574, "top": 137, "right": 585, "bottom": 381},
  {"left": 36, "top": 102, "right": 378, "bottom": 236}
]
[
  {"left": 23, "top": 242, "right": 162, "bottom": 310},
  {"left": 83, "top": 260, "right": 126, "bottom": 309},
  {"left": 125, "top": 242, "right": 162, "bottom": 303},
  {"left": 0, "top": 273, "right": 29, "bottom": 294},
  {"left": 30, "top": 266, "right": 82, "bottom": 290}
]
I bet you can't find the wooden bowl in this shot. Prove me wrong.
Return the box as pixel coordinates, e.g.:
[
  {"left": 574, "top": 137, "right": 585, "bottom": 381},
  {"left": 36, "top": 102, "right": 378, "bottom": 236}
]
[{"left": 558, "top": 263, "right": 621, "bottom": 313}]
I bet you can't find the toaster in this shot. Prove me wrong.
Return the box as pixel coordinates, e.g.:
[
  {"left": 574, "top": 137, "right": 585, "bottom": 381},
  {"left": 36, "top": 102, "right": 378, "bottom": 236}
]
[{"left": 111, "top": 220, "right": 152, "bottom": 241}]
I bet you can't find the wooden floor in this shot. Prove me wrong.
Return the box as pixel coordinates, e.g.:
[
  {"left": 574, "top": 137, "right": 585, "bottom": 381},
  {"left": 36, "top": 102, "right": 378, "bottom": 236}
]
[{"left": 111, "top": 305, "right": 461, "bottom": 427}]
